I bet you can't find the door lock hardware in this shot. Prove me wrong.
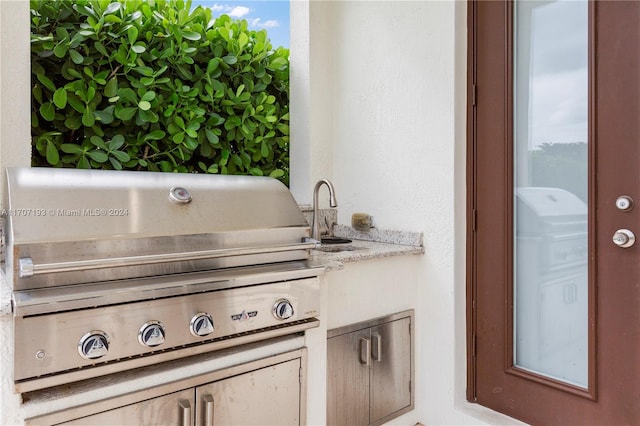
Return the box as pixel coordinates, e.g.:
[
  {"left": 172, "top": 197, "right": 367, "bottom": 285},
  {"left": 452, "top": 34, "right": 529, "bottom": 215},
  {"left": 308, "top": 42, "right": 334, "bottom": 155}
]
[
  {"left": 615, "top": 195, "right": 634, "bottom": 211},
  {"left": 612, "top": 229, "right": 635, "bottom": 248}
]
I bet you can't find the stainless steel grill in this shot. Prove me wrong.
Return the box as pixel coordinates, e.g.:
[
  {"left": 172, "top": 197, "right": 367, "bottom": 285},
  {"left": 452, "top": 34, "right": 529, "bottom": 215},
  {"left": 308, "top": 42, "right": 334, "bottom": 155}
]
[{"left": 4, "top": 167, "right": 323, "bottom": 393}]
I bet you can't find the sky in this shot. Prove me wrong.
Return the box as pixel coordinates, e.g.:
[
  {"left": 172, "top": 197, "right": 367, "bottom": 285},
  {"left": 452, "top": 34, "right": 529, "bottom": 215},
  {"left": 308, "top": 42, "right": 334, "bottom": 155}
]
[
  {"left": 191, "top": 1, "right": 290, "bottom": 48},
  {"left": 524, "top": 0, "right": 588, "bottom": 148}
]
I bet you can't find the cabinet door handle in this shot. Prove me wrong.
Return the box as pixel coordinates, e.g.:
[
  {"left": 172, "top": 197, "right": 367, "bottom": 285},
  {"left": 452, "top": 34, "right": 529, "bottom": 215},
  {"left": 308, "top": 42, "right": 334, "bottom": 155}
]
[
  {"left": 202, "top": 394, "right": 214, "bottom": 426},
  {"left": 372, "top": 332, "right": 382, "bottom": 362},
  {"left": 359, "top": 337, "right": 371, "bottom": 366},
  {"left": 178, "top": 399, "right": 192, "bottom": 426}
]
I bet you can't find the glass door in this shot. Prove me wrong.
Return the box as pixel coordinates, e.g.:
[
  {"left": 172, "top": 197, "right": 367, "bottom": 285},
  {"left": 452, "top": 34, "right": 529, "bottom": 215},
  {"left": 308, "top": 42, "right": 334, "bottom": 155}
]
[
  {"left": 469, "top": 0, "right": 640, "bottom": 423},
  {"left": 512, "top": 0, "right": 589, "bottom": 388}
]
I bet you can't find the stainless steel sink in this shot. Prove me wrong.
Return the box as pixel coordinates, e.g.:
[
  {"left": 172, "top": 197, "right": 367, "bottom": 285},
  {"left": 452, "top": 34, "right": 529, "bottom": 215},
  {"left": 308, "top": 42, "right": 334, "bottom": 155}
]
[
  {"left": 320, "top": 237, "right": 352, "bottom": 245},
  {"left": 316, "top": 237, "right": 361, "bottom": 253}
]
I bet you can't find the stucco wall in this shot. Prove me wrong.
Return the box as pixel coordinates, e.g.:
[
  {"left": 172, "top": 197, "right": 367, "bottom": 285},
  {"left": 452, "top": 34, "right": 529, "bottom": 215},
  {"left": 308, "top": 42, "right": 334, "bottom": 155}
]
[{"left": 292, "top": 1, "right": 518, "bottom": 424}]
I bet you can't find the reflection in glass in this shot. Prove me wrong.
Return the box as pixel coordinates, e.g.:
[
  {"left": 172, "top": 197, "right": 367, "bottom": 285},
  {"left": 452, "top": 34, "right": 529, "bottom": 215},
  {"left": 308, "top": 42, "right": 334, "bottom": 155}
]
[{"left": 513, "top": 0, "right": 588, "bottom": 388}]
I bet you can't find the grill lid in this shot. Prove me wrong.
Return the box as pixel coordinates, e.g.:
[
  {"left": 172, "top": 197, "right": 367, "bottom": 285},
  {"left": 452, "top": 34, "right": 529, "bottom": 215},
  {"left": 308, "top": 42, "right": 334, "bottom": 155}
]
[{"left": 4, "top": 168, "right": 313, "bottom": 290}]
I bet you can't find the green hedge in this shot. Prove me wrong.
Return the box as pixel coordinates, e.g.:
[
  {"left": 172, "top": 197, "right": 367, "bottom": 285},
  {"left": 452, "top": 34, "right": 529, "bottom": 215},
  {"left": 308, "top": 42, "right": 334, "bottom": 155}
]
[{"left": 30, "top": 0, "right": 290, "bottom": 184}]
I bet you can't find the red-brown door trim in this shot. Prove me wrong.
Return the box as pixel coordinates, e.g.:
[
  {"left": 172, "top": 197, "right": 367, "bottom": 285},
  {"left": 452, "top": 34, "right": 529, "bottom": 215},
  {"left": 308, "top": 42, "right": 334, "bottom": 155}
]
[{"left": 467, "top": 0, "right": 607, "bottom": 410}]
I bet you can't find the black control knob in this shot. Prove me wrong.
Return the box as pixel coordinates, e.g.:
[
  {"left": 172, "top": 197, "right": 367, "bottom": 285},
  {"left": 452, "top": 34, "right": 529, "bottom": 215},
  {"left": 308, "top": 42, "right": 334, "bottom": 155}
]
[
  {"left": 273, "top": 299, "right": 294, "bottom": 320},
  {"left": 138, "top": 321, "right": 166, "bottom": 347},
  {"left": 78, "top": 330, "right": 109, "bottom": 360},
  {"left": 190, "top": 313, "right": 215, "bottom": 337}
]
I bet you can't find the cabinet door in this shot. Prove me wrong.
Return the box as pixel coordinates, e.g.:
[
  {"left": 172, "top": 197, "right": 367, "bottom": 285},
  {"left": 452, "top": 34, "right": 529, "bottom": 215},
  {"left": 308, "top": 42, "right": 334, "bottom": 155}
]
[
  {"left": 195, "top": 358, "right": 302, "bottom": 426},
  {"left": 370, "top": 317, "right": 412, "bottom": 424},
  {"left": 57, "top": 389, "right": 194, "bottom": 426},
  {"left": 327, "top": 328, "right": 371, "bottom": 426}
]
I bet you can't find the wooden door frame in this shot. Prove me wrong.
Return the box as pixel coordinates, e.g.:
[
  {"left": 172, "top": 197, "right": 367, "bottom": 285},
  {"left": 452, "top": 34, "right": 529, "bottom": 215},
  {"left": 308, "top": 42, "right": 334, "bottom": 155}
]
[
  {"left": 466, "top": 1, "right": 640, "bottom": 422},
  {"left": 466, "top": 0, "right": 478, "bottom": 403},
  {"left": 467, "top": 0, "right": 598, "bottom": 399}
]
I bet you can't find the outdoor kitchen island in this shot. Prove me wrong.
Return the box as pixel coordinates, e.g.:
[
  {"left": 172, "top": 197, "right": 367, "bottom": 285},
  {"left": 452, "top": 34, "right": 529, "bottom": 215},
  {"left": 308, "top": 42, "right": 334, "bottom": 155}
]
[
  {"left": 311, "top": 227, "right": 424, "bottom": 426},
  {"left": 0, "top": 182, "right": 423, "bottom": 426}
]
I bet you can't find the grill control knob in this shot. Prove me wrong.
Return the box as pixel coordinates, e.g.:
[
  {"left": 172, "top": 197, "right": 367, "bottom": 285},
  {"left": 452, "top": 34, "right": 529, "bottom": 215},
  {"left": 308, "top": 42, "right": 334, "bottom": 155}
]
[
  {"left": 78, "top": 331, "right": 109, "bottom": 360},
  {"left": 273, "top": 299, "right": 294, "bottom": 320},
  {"left": 138, "top": 321, "right": 166, "bottom": 347},
  {"left": 190, "top": 313, "right": 215, "bottom": 337}
]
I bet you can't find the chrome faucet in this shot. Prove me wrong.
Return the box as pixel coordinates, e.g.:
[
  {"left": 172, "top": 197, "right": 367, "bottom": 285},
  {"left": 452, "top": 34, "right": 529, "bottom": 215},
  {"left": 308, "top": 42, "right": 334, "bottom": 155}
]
[{"left": 312, "top": 179, "right": 337, "bottom": 241}]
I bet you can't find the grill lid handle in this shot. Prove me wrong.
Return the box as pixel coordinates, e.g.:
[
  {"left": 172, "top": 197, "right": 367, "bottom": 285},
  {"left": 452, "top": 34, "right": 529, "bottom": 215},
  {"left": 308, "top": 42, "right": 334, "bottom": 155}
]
[{"left": 16, "top": 241, "right": 317, "bottom": 278}]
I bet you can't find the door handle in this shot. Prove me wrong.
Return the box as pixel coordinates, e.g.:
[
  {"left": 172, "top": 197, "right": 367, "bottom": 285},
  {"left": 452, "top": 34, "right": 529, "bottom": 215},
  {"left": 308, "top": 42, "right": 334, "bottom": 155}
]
[
  {"left": 371, "top": 332, "right": 382, "bottom": 362},
  {"left": 178, "top": 399, "right": 192, "bottom": 426},
  {"left": 202, "top": 394, "right": 214, "bottom": 426},
  {"left": 613, "top": 229, "right": 635, "bottom": 248},
  {"left": 359, "top": 337, "right": 371, "bottom": 366}
]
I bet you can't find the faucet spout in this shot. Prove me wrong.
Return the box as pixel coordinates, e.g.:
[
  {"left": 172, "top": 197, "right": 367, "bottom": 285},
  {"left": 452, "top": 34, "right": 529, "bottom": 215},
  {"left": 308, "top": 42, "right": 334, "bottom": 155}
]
[{"left": 312, "top": 179, "right": 337, "bottom": 241}]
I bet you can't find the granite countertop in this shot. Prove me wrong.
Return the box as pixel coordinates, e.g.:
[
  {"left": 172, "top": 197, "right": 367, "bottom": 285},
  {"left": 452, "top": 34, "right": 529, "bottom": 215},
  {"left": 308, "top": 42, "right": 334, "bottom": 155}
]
[{"left": 309, "top": 225, "right": 424, "bottom": 271}]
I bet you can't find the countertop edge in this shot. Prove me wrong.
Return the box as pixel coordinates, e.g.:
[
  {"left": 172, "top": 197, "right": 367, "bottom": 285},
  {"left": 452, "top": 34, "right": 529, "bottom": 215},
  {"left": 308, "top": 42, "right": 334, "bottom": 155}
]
[{"left": 310, "top": 238, "right": 424, "bottom": 271}]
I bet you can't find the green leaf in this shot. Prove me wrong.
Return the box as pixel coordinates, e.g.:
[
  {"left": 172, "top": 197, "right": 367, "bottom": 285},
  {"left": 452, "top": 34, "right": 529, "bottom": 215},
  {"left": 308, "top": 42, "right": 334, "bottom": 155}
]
[
  {"left": 37, "top": 74, "right": 56, "bottom": 92},
  {"left": 40, "top": 102, "right": 56, "bottom": 121},
  {"left": 182, "top": 31, "right": 201, "bottom": 41},
  {"left": 104, "top": 78, "right": 118, "bottom": 97},
  {"left": 268, "top": 57, "right": 288, "bottom": 70},
  {"left": 90, "top": 136, "right": 108, "bottom": 150},
  {"left": 53, "top": 42, "right": 68, "bottom": 58},
  {"left": 183, "top": 137, "right": 198, "bottom": 150},
  {"left": 69, "top": 49, "right": 84, "bottom": 64},
  {"left": 53, "top": 88, "right": 67, "bottom": 109},
  {"left": 95, "top": 41, "right": 108, "bottom": 57},
  {"left": 64, "top": 115, "right": 83, "bottom": 130},
  {"left": 128, "top": 26, "right": 139, "bottom": 45},
  {"left": 222, "top": 55, "right": 237, "bottom": 65},
  {"left": 205, "top": 129, "right": 219, "bottom": 145},
  {"left": 112, "top": 150, "right": 130, "bottom": 162},
  {"left": 104, "top": 14, "right": 122, "bottom": 24},
  {"left": 109, "top": 157, "right": 123, "bottom": 170},
  {"left": 103, "top": 2, "right": 121, "bottom": 15},
  {"left": 140, "top": 91, "right": 156, "bottom": 102},
  {"left": 269, "top": 169, "right": 285, "bottom": 178},
  {"left": 132, "top": 44, "right": 146, "bottom": 54},
  {"left": 87, "top": 150, "right": 108, "bottom": 162},
  {"left": 138, "top": 100, "right": 151, "bottom": 111},
  {"left": 144, "top": 130, "right": 166, "bottom": 140},
  {"left": 115, "top": 107, "right": 137, "bottom": 121},
  {"left": 238, "top": 32, "right": 249, "bottom": 51},
  {"left": 46, "top": 140, "right": 60, "bottom": 165},
  {"left": 77, "top": 156, "right": 91, "bottom": 169},
  {"left": 94, "top": 106, "right": 115, "bottom": 124},
  {"left": 108, "top": 135, "right": 125, "bottom": 150},
  {"left": 67, "top": 94, "right": 86, "bottom": 113},
  {"left": 173, "top": 132, "right": 185, "bottom": 144},
  {"left": 82, "top": 109, "right": 95, "bottom": 127},
  {"left": 61, "top": 144, "right": 85, "bottom": 154}
]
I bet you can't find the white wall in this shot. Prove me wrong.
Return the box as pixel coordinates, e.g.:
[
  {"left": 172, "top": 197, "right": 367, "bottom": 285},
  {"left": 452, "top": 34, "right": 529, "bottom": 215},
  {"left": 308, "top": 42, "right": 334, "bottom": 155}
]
[
  {"left": 0, "top": 0, "right": 31, "bottom": 201},
  {"left": 1, "top": 1, "right": 31, "bottom": 425},
  {"left": 293, "top": 1, "right": 519, "bottom": 424}
]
